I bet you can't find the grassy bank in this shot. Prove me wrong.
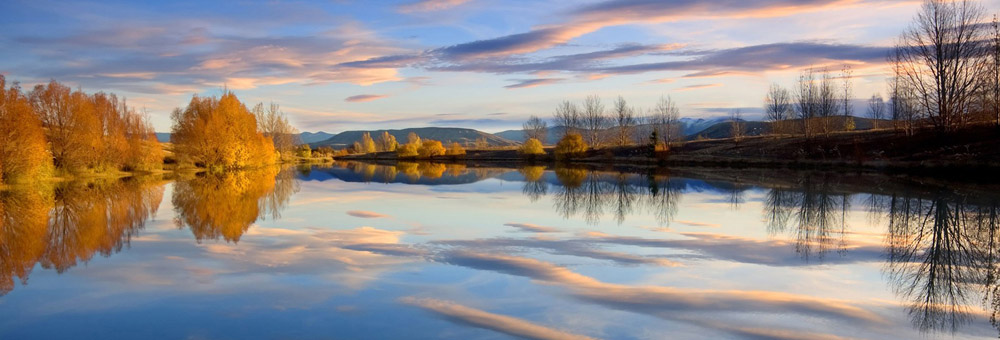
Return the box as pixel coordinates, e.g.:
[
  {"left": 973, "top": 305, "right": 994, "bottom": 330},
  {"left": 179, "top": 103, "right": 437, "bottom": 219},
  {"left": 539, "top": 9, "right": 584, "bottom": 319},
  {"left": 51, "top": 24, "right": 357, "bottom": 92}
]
[{"left": 334, "top": 124, "right": 1000, "bottom": 173}]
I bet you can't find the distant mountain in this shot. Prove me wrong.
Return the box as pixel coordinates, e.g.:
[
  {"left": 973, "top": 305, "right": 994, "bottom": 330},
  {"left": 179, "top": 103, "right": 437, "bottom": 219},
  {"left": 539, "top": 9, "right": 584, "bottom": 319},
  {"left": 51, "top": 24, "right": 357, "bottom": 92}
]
[
  {"left": 156, "top": 131, "right": 336, "bottom": 144},
  {"left": 678, "top": 117, "right": 729, "bottom": 136},
  {"left": 310, "top": 127, "right": 518, "bottom": 148},
  {"left": 685, "top": 116, "right": 888, "bottom": 140},
  {"left": 298, "top": 131, "right": 335, "bottom": 144},
  {"left": 495, "top": 126, "right": 566, "bottom": 145},
  {"left": 497, "top": 119, "right": 728, "bottom": 145}
]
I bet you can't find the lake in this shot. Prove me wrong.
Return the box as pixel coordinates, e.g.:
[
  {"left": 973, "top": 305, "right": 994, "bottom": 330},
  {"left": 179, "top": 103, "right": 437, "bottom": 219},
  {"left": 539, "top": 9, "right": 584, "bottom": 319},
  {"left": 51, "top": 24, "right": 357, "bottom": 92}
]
[{"left": 1, "top": 162, "right": 998, "bottom": 339}]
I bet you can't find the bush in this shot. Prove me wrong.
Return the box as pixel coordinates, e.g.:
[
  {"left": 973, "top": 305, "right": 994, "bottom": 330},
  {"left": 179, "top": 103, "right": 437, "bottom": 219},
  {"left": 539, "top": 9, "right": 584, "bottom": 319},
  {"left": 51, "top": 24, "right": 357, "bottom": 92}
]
[
  {"left": 554, "top": 133, "right": 588, "bottom": 160},
  {"left": 295, "top": 144, "right": 312, "bottom": 158},
  {"left": 397, "top": 143, "right": 419, "bottom": 158},
  {"left": 418, "top": 140, "right": 445, "bottom": 158},
  {"left": 518, "top": 138, "right": 545, "bottom": 156},
  {"left": 446, "top": 142, "right": 466, "bottom": 156}
]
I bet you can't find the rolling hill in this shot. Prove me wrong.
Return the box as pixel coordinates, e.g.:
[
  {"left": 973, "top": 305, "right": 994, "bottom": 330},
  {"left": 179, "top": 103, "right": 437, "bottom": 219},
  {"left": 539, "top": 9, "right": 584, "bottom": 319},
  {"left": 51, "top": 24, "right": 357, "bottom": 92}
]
[
  {"left": 310, "top": 127, "right": 518, "bottom": 148},
  {"left": 298, "top": 131, "right": 335, "bottom": 144}
]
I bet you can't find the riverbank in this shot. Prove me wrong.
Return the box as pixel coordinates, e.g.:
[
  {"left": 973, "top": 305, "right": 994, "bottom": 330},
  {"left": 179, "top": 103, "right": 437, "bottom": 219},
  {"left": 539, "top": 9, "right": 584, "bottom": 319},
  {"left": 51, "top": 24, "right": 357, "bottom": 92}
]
[{"left": 335, "top": 124, "right": 1000, "bottom": 174}]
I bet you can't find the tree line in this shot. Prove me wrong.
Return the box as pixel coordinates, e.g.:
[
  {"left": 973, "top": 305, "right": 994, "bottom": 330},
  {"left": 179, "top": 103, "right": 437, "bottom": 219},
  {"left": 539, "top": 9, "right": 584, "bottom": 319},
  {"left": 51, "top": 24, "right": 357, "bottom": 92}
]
[
  {"left": 346, "top": 131, "right": 466, "bottom": 158},
  {"left": 517, "top": 94, "right": 684, "bottom": 159},
  {"left": 0, "top": 76, "right": 162, "bottom": 183}
]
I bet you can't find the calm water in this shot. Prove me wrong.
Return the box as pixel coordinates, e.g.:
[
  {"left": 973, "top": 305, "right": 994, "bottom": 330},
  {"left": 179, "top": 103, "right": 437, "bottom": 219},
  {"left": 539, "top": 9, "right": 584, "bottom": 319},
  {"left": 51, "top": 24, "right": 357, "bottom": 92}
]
[{"left": 2, "top": 162, "right": 999, "bottom": 339}]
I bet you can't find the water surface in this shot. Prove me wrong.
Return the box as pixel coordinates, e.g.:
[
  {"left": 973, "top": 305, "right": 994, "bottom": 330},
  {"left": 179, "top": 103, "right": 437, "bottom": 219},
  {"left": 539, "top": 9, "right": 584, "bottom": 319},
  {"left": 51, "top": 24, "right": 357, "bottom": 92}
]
[{"left": 2, "top": 162, "right": 999, "bottom": 339}]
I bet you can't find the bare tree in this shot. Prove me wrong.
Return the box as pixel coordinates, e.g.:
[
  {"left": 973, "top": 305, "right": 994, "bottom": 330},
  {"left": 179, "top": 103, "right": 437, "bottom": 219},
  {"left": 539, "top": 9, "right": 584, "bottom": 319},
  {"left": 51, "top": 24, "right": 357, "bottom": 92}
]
[
  {"left": 730, "top": 108, "right": 745, "bottom": 144},
  {"left": 991, "top": 14, "right": 1000, "bottom": 126},
  {"left": 764, "top": 83, "right": 793, "bottom": 135},
  {"left": 582, "top": 95, "right": 608, "bottom": 147},
  {"left": 795, "top": 69, "right": 818, "bottom": 137},
  {"left": 867, "top": 94, "right": 887, "bottom": 129},
  {"left": 818, "top": 70, "right": 840, "bottom": 118},
  {"left": 553, "top": 100, "right": 581, "bottom": 138},
  {"left": 252, "top": 102, "right": 299, "bottom": 155},
  {"left": 651, "top": 95, "right": 681, "bottom": 145},
  {"left": 612, "top": 96, "right": 636, "bottom": 146},
  {"left": 522, "top": 115, "right": 548, "bottom": 143},
  {"left": 841, "top": 65, "right": 854, "bottom": 131},
  {"left": 893, "top": 0, "right": 987, "bottom": 130},
  {"left": 888, "top": 69, "right": 919, "bottom": 136}
]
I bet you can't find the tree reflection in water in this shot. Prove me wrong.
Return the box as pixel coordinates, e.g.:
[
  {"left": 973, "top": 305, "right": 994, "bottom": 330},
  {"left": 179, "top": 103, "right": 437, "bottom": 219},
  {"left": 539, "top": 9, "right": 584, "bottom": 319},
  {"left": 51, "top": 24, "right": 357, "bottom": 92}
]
[
  {"left": 545, "top": 167, "right": 681, "bottom": 226},
  {"left": 761, "top": 176, "right": 851, "bottom": 260},
  {"left": 172, "top": 166, "right": 298, "bottom": 243},
  {"left": 0, "top": 177, "right": 165, "bottom": 295},
  {"left": 874, "top": 190, "right": 1000, "bottom": 334}
]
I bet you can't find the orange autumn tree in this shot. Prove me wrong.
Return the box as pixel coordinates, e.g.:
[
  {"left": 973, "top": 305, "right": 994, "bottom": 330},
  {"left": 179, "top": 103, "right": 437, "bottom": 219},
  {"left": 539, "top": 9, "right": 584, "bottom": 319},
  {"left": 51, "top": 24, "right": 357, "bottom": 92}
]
[
  {"left": 91, "top": 92, "right": 162, "bottom": 171},
  {"left": 0, "top": 75, "right": 51, "bottom": 183},
  {"left": 30, "top": 81, "right": 102, "bottom": 171},
  {"left": 171, "top": 91, "right": 276, "bottom": 170}
]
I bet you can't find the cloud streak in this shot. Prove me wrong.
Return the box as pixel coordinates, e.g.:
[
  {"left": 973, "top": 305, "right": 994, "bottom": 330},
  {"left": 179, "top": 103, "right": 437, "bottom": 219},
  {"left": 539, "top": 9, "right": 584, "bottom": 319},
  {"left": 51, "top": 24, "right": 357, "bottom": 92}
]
[
  {"left": 345, "top": 94, "right": 389, "bottom": 103},
  {"left": 401, "top": 297, "right": 597, "bottom": 340}
]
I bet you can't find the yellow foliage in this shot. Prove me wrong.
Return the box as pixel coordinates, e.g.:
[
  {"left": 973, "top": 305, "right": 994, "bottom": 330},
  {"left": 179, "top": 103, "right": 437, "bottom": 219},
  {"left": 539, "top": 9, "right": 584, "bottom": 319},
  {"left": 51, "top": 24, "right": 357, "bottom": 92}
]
[
  {"left": 360, "top": 132, "right": 377, "bottom": 154},
  {"left": 396, "top": 162, "right": 420, "bottom": 182},
  {"left": 446, "top": 142, "right": 466, "bottom": 156},
  {"left": 518, "top": 138, "right": 545, "bottom": 156},
  {"left": 170, "top": 91, "right": 277, "bottom": 170},
  {"left": 0, "top": 177, "right": 165, "bottom": 292},
  {"left": 397, "top": 142, "right": 419, "bottom": 157},
  {"left": 554, "top": 133, "right": 588, "bottom": 160},
  {"left": 518, "top": 165, "right": 546, "bottom": 182},
  {"left": 172, "top": 167, "right": 293, "bottom": 243},
  {"left": 418, "top": 162, "right": 447, "bottom": 179},
  {"left": 0, "top": 187, "right": 53, "bottom": 293},
  {"left": 418, "top": 140, "right": 446, "bottom": 158},
  {"left": 555, "top": 167, "right": 587, "bottom": 188},
  {"left": 0, "top": 75, "right": 51, "bottom": 183},
  {"left": 446, "top": 164, "right": 467, "bottom": 176}
]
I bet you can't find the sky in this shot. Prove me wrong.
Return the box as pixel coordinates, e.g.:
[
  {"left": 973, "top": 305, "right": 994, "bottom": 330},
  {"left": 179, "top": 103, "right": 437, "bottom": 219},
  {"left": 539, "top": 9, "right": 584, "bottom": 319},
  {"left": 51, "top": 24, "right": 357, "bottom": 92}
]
[{"left": 3, "top": 0, "right": 1000, "bottom": 133}]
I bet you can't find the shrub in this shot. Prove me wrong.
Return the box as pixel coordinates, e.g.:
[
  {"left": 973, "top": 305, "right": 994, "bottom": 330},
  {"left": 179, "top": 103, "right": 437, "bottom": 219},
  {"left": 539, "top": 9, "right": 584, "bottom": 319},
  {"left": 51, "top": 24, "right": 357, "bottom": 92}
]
[
  {"left": 554, "top": 133, "right": 588, "bottom": 160},
  {"left": 446, "top": 142, "right": 466, "bottom": 156},
  {"left": 518, "top": 138, "right": 545, "bottom": 156},
  {"left": 296, "top": 144, "right": 312, "bottom": 158},
  {"left": 397, "top": 143, "right": 419, "bottom": 158},
  {"left": 418, "top": 140, "right": 445, "bottom": 158}
]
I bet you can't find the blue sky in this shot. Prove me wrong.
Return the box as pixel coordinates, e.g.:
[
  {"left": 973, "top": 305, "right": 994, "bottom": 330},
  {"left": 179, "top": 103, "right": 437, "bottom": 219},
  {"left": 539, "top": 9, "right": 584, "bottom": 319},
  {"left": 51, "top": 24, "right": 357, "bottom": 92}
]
[{"left": 3, "top": 0, "right": 999, "bottom": 133}]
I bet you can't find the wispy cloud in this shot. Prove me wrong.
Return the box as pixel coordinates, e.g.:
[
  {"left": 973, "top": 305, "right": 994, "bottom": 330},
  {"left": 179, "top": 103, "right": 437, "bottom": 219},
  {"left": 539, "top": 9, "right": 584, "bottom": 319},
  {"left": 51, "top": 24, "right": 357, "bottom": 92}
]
[
  {"left": 676, "top": 83, "right": 723, "bottom": 92},
  {"left": 345, "top": 94, "right": 389, "bottom": 103},
  {"left": 398, "top": 0, "right": 471, "bottom": 13},
  {"left": 504, "top": 78, "right": 563, "bottom": 89},
  {"left": 504, "top": 223, "right": 560, "bottom": 233},
  {"left": 347, "top": 210, "right": 390, "bottom": 218}
]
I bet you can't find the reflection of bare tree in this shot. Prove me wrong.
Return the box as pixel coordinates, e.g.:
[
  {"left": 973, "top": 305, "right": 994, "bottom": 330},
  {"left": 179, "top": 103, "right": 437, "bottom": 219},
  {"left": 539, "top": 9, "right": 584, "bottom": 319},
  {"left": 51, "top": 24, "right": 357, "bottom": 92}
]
[
  {"left": 645, "top": 173, "right": 680, "bottom": 227},
  {"left": 553, "top": 168, "right": 586, "bottom": 220},
  {"left": 549, "top": 168, "right": 680, "bottom": 226},
  {"left": 611, "top": 173, "right": 639, "bottom": 224},
  {"left": 761, "top": 178, "right": 849, "bottom": 260},
  {"left": 173, "top": 167, "right": 297, "bottom": 243},
  {"left": 518, "top": 166, "right": 547, "bottom": 202},
  {"left": 0, "top": 177, "right": 165, "bottom": 294},
  {"left": 581, "top": 172, "right": 612, "bottom": 225},
  {"left": 874, "top": 190, "right": 1000, "bottom": 335}
]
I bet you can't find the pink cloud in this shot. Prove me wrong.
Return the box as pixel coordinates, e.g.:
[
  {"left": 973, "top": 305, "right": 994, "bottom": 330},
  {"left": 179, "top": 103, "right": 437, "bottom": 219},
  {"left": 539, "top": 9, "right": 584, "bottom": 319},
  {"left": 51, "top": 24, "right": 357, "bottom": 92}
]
[{"left": 345, "top": 94, "right": 389, "bottom": 103}]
